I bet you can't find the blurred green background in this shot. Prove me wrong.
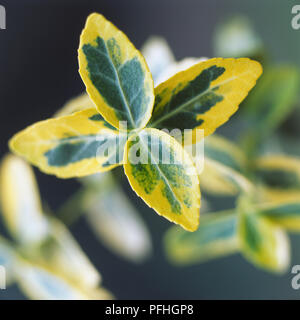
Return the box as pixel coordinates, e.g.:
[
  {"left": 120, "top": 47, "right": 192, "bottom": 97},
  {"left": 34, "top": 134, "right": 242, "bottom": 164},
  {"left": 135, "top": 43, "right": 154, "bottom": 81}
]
[{"left": 0, "top": 0, "right": 300, "bottom": 299}]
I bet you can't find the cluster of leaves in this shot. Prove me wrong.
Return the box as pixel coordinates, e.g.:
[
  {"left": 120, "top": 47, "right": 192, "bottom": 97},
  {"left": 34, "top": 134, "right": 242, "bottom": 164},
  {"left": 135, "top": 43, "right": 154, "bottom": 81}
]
[
  {"left": 5, "top": 12, "right": 299, "bottom": 288},
  {"left": 0, "top": 155, "right": 112, "bottom": 299},
  {"left": 165, "top": 16, "right": 300, "bottom": 273},
  {"left": 9, "top": 13, "right": 261, "bottom": 233}
]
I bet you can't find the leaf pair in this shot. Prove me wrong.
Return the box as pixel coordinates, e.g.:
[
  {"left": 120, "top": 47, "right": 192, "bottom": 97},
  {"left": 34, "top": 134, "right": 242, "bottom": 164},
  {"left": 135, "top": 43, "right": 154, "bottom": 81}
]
[
  {"left": 238, "top": 197, "right": 300, "bottom": 272},
  {"left": 198, "top": 133, "right": 300, "bottom": 204},
  {"left": 9, "top": 13, "right": 262, "bottom": 231},
  {"left": 165, "top": 196, "right": 300, "bottom": 273},
  {"left": 0, "top": 154, "right": 111, "bottom": 299},
  {"left": 165, "top": 210, "right": 238, "bottom": 264},
  {"left": 237, "top": 197, "right": 289, "bottom": 273}
]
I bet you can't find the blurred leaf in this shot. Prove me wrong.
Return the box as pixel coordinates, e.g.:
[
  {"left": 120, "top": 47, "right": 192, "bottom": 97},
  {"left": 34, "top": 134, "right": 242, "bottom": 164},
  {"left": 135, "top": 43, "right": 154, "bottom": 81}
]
[
  {"left": 85, "top": 172, "right": 152, "bottom": 262},
  {"left": 213, "top": 15, "right": 264, "bottom": 60},
  {"left": 0, "top": 155, "right": 49, "bottom": 245},
  {"left": 58, "top": 171, "right": 153, "bottom": 262},
  {"left": 0, "top": 154, "right": 107, "bottom": 294},
  {"left": 141, "top": 36, "right": 175, "bottom": 85},
  {"left": 254, "top": 154, "right": 300, "bottom": 203},
  {"left": 55, "top": 93, "right": 96, "bottom": 117},
  {"left": 78, "top": 13, "right": 155, "bottom": 131},
  {"left": 260, "top": 202, "right": 300, "bottom": 232},
  {"left": 25, "top": 217, "right": 102, "bottom": 289},
  {"left": 57, "top": 171, "right": 117, "bottom": 225},
  {"left": 241, "top": 66, "right": 300, "bottom": 157},
  {"left": 275, "top": 133, "right": 300, "bottom": 158},
  {"left": 201, "top": 135, "right": 253, "bottom": 196},
  {"left": 15, "top": 259, "right": 112, "bottom": 300},
  {"left": 164, "top": 210, "right": 238, "bottom": 264},
  {"left": 238, "top": 197, "right": 290, "bottom": 273}
]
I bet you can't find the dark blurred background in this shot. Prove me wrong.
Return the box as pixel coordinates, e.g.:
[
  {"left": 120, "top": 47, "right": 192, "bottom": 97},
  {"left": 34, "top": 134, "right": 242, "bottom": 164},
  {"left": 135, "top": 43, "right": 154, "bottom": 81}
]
[{"left": 1, "top": 0, "right": 300, "bottom": 299}]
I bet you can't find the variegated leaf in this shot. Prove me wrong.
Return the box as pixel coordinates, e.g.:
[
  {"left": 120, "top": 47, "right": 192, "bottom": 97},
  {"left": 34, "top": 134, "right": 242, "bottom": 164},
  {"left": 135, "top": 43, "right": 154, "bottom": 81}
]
[
  {"left": 164, "top": 211, "right": 238, "bottom": 264},
  {"left": 15, "top": 259, "right": 112, "bottom": 300},
  {"left": 124, "top": 128, "right": 200, "bottom": 231},
  {"left": 30, "top": 218, "right": 101, "bottom": 289},
  {"left": 259, "top": 202, "right": 300, "bottom": 232},
  {"left": 9, "top": 109, "right": 127, "bottom": 178},
  {"left": 254, "top": 155, "right": 300, "bottom": 203},
  {"left": 84, "top": 172, "right": 152, "bottom": 262},
  {"left": 201, "top": 135, "right": 252, "bottom": 196},
  {"left": 78, "top": 13, "right": 155, "bottom": 130},
  {"left": 149, "top": 58, "right": 262, "bottom": 137},
  {"left": 238, "top": 197, "right": 290, "bottom": 273},
  {"left": 0, "top": 155, "right": 49, "bottom": 244}
]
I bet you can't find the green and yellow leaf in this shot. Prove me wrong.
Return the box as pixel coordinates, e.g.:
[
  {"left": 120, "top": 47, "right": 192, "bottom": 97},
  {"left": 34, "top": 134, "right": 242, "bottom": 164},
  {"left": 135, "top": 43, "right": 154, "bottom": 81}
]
[
  {"left": 254, "top": 155, "right": 300, "bottom": 203},
  {"left": 201, "top": 135, "right": 252, "bottom": 196},
  {"left": 0, "top": 155, "right": 49, "bottom": 244},
  {"left": 55, "top": 93, "right": 95, "bottom": 117},
  {"left": 9, "top": 109, "right": 127, "bottom": 178},
  {"left": 78, "top": 13, "right": 155, "bottom": 131},
  {"left": 15, "top": 259, "right": 112, "bottom": 300},
  {"left": 149, "top": 58, "right": 262, "bottom": 137},
  {"left": 164, "top": 210, "right": 238, "bottom": 264},
  {"left": 259, "top": 202, "right": 300, "bottom": 232},
  {"left": 29, "top": 218, "right": 101, "bottom": 289},
  {"left": 238, "top": 197, "right": 290, "bottom": 273},
  {"left": 124, "top": 128, "right": 200, "bottom": 231}
]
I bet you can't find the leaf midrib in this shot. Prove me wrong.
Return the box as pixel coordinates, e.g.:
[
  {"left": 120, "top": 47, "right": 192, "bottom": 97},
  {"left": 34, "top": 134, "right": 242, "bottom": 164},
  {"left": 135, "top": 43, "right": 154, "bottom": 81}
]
[
  {"left": 151, "top": 75, "right": 239, "bottom": 128},
  {"left": 102, "top": 40, "right": 136, "bottom": 128},
  {"left": 138, "top": 131, "right": 182, "bottom": 210}
]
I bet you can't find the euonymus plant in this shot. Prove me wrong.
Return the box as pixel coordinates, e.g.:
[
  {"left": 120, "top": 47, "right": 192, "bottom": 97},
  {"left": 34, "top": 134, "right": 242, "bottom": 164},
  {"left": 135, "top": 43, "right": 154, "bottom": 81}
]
[
  {"left": 165, "top": 16, "right": 300, "bottom": 273},
  {"left": 9, "top": 13, "right": 262, "bottom": 232},
  {"left": 1, "top": 13, "right": 300, "bottom": 300}
]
